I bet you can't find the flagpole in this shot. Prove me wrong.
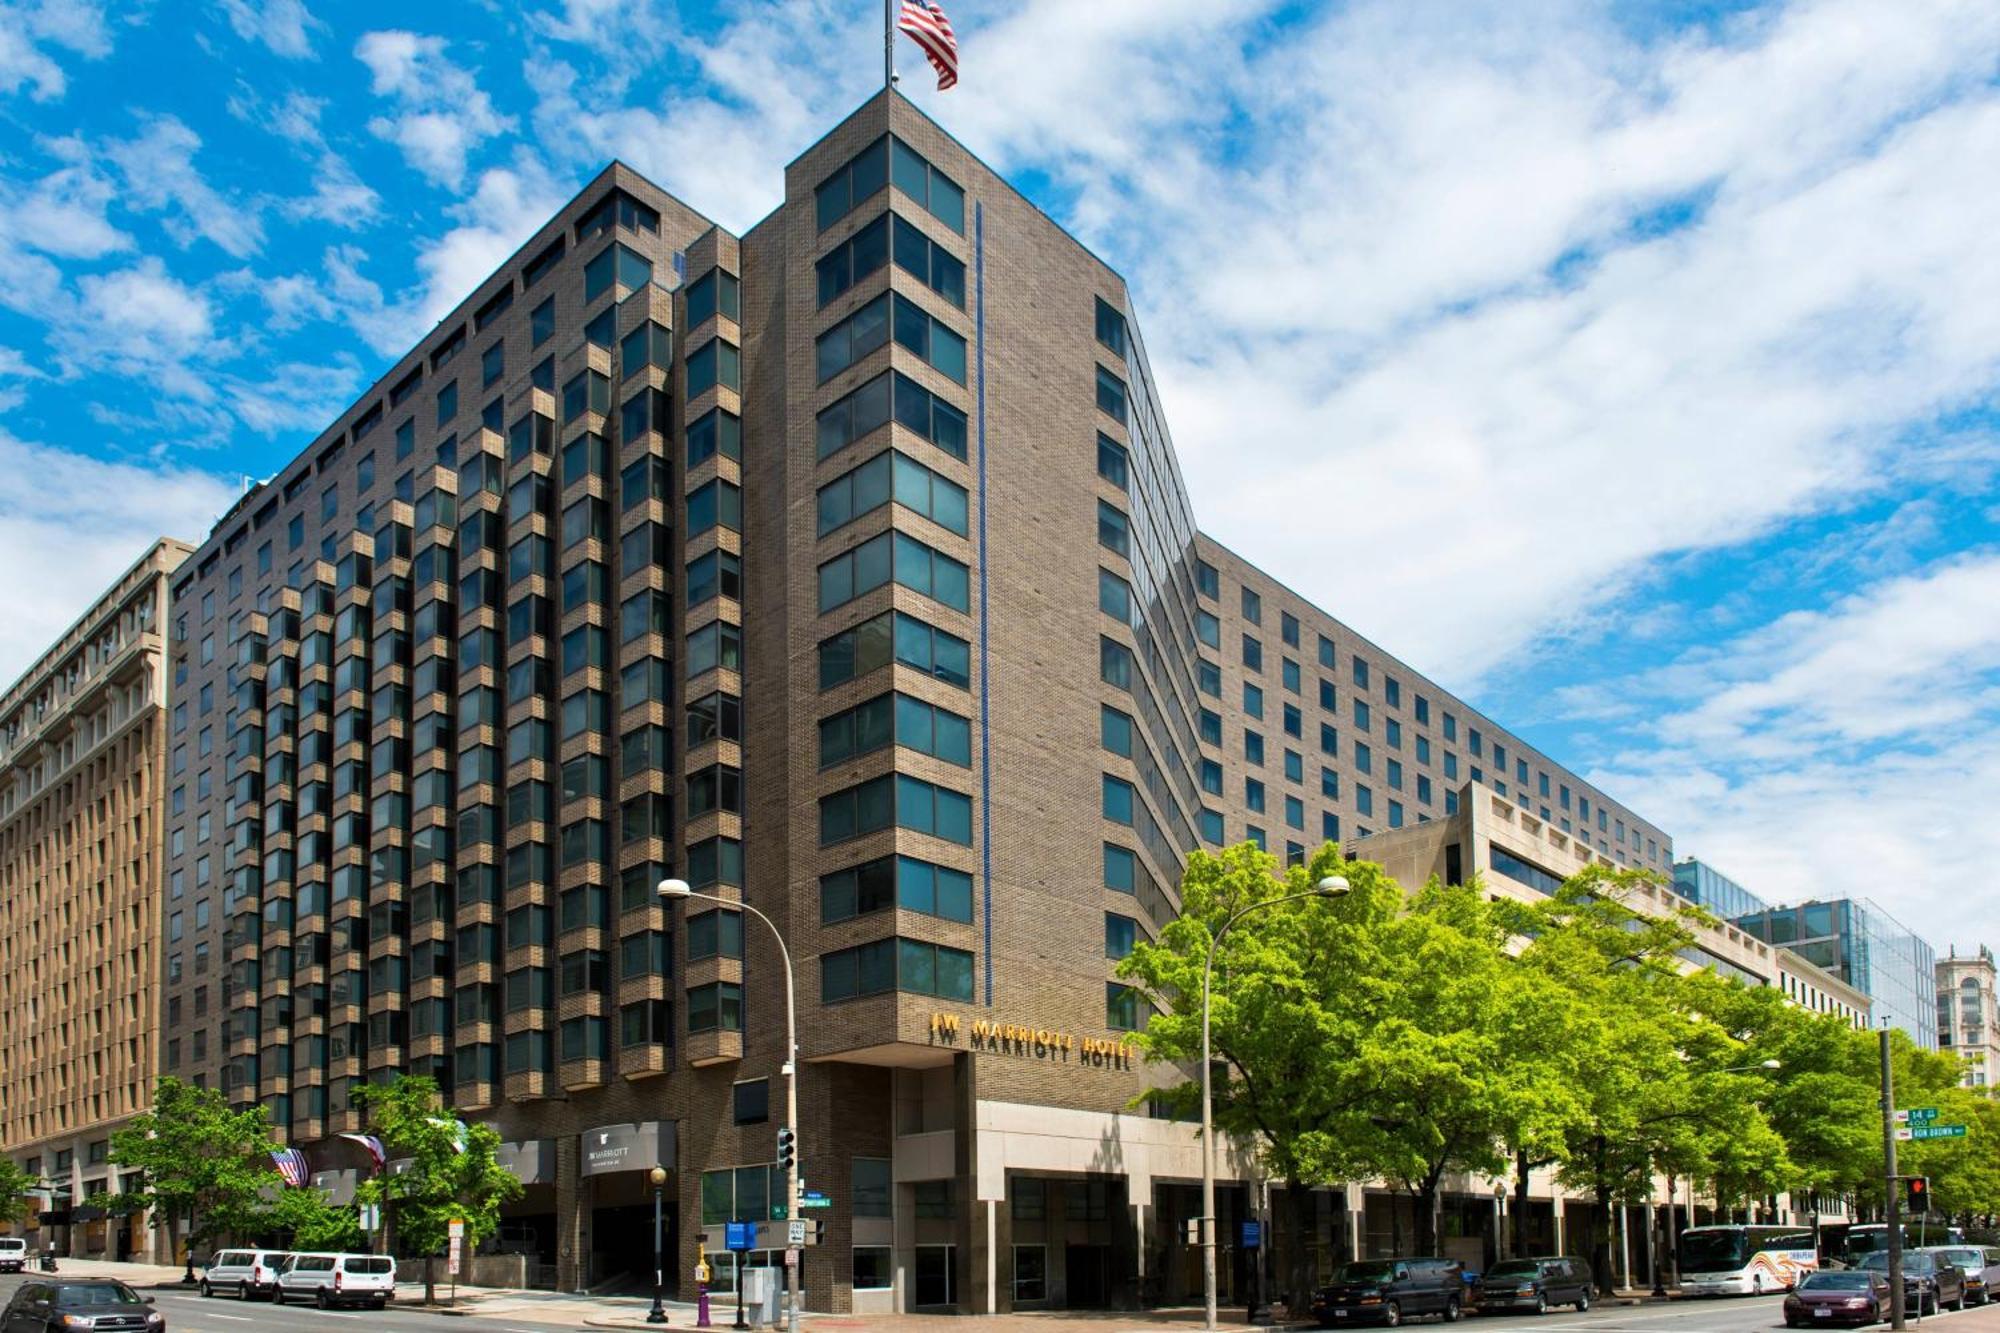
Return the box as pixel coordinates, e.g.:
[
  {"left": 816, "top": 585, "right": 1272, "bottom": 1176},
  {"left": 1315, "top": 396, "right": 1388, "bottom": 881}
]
[{"left": 885, "top": 0, "right": 897, "bottom": 88}]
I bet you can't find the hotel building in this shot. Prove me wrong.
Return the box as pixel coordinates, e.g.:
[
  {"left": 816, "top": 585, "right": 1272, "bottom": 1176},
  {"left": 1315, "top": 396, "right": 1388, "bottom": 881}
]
[{"left": 155, "top": 90, "right": 1677, "bottom": 1310}]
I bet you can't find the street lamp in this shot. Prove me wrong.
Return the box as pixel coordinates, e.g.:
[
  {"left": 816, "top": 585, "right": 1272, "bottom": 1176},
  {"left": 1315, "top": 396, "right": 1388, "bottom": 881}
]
[
  {"left": 660, "top": 877, "right": 801, "bottom": 1333},
  {"left": 648, "top": 1164, "right": 670, "bottom": 1325},
  {"left": 1201, "top": 874, "right": 1350, "bottom": 1331}
]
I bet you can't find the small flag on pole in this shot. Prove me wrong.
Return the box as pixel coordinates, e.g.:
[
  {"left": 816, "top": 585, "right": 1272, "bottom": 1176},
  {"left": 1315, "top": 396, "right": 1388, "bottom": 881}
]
[
  {"left": 271, "top": 1148, "right": 311, "bottom": 1189},
  {"left": 897, "top": 0, "right": 958, "bottom": 90},
  {"left": 339, "top": 1133, "right": 387, "bottom": 1172}
]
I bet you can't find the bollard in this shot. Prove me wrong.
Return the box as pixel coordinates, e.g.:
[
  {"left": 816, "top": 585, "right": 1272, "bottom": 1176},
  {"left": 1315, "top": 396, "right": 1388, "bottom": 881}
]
[{"left": 698, "top": 1277, "right": 712, "bottom": 1328}]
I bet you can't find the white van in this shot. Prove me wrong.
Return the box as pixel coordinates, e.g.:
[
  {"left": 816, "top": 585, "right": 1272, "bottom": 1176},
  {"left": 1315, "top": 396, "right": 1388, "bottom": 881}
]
[
  {"left": 0, "top": 1236, "right": 26, "bottom": 1273},
  {"left": 202, "top": 1248, "right": 291, "bottom": 1299},
  {"left": 275, "top": 1252, "right": 396, "bottom": 1309}
]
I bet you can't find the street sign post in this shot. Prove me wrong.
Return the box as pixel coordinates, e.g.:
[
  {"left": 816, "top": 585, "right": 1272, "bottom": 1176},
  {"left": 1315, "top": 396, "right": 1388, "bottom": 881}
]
[
  {"left": 788, "top": 1220, "right": 807, "bottom": 1246},
  {"left": 1896, "top": 1108, "right": 1940, "bottom": 1125},
  {"left": 801, "top": 1192, "right": 831, "bottom": 1209}
]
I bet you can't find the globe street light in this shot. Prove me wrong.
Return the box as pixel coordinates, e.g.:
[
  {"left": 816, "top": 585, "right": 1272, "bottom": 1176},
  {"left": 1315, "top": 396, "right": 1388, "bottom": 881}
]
[
  {"left": 1201, "top": 874, "right": 1350, "bottom": 1331},
  {"left": 648, "top": 1164, "right": 670, "bottom": 1324},
  {"left": 660, "top": 878, "right": 801, "bottom": 1333}
]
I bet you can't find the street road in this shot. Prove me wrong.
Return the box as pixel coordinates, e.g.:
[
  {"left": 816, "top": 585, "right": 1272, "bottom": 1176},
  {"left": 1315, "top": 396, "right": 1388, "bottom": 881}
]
[
  {"left": 0, "top": 1271, "right": 600, "bottom": 1332},
  {"left": 1452, "top": 1293, "right": 1994, "bottom": 1332}
]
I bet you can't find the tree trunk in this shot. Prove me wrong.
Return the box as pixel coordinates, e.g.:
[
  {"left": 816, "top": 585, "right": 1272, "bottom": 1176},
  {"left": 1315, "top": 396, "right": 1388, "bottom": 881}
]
[
  {"left": 1512, "top": 1149, "right": 1532, "bottom": 1259},
  {"left": 1588, "top": 1184, "right": 1613, "bottom": 1294},
  {"left": 1281, "top": 1177, "right": 1317, "bottom": 1313},
  {"left": 1413, "top": 1180, "right": 1439, "bottom": 1258},
  {"left": 424, "top": 1253, "right": 436, "bottom": 1305}
]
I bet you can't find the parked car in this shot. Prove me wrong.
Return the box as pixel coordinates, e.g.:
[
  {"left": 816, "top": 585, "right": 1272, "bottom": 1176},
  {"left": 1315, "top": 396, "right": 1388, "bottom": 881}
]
[
  {"left": 1783, "top": 1269, "right": 1892, "bottom": 1327},
  {"left": 0, "top": 1279, "right": 162, "bottom": 1331},
  {"left": 201, "top": 1248, "right": 291, "bottom": 1300},
  {"left": 1856, "top": 1250, "right": 1968, "bottom": 1315},
  {"left": 274, "top": 1252, "right": 396, "bottom": 1310},
  {"left": 1474, "top": 1256, "right": 1594, "bottom": 1314},
  {"left": 1922, "top": 1245, "right": 2000, "bottom": 1305},
  {"left": 1310, "top": 1257, "right": 1466, "bottom": 1326},
  {"left": 0, "top": 1238, "right": 26, "bottom": 1273}
]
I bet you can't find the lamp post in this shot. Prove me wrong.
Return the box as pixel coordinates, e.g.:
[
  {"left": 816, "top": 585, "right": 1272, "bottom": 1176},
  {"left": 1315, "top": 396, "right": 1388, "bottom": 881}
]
[
  {"left": 1202, "top": 875, "right": 1350, "bottom": 1332},
  {"left": 1492, "top": 1182, "right": 1506, "bottom": 1267},
  {"left": 660, "top": 878, "right": 801, "bottom": 1333},
  {"left": 648, "top": 1164, "right": 670, "bottom": 1324}
]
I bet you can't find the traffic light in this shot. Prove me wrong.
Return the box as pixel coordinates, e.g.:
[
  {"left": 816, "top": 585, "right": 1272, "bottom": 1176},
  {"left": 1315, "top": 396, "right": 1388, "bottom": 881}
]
[
  {"left": 776, "top": 1127, "right": 796, "bottom": 1174},
  {"left": 1906, "top": 1176, "right": 1930, "bottom": 1214}
]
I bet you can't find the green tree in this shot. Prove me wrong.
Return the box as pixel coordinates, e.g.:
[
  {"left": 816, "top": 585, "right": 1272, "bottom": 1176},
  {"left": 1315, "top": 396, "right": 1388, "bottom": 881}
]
[
  {"left": 102, "top": 1077, "right": 281, "bottom": 1261},
  {"left": 1499, "top": 868, "right": 1788, "bottom": 1292},
  {"left": 1335, "top": 879, "right": 1575, "bottom": 1261},
  {"left": 267, "top": 1186, "right": 364, "bottom": 1252},
  {"left": 354, "top": 1075, "right": 521, "bottom": 1302},
  {"left": 0, "top": 1158, "right": 36, "bottom": 1228},
  {"left": 1118, "top": 843, "right": 1387, "bottom": 1307}
]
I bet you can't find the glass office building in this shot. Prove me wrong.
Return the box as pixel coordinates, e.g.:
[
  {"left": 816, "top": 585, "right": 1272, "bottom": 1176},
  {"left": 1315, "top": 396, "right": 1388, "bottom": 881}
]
[
  {"left": 1672, "top": 858, "right": 1769, "bottom": 921},
  {"left": 1734, "top": 897, "right": 1936, "bottom": 1048}
]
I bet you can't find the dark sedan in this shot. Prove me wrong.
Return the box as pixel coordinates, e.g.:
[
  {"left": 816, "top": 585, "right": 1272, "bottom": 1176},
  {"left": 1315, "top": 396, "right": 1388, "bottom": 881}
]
[
  {"left": 1783, "top": 1270, "right": 1890, "bottom": 1327},
  {"left": 0, "top": 1279, "right": 164, "bottom": 1331}
]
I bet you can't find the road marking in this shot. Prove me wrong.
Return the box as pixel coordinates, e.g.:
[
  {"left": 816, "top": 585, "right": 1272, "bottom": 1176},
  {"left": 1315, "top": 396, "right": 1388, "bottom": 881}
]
[{"left": 202, "top": 1313, "right": 255, "bottom": 1322}]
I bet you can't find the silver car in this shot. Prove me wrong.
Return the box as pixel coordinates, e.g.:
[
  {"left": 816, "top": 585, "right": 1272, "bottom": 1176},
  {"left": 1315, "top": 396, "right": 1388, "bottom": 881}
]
[{"left": 1922, "top": 1246, "right": 2000, "bottom": 1306}]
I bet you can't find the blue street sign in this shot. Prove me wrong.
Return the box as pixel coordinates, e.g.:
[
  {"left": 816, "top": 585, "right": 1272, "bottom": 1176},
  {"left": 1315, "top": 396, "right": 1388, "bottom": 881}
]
[
  {"left": 725, "top": 1221, "right": 756, "bottom": 1252},
  {"left": 1241, "top": 1220, "right": 1263, "bottom": 1250}
]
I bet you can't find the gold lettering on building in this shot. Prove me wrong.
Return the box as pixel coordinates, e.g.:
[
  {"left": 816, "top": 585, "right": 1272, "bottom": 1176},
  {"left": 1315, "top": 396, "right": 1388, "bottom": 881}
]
[{"left": 928, "top": 1013, "right": 1137, "bottom": 1070}]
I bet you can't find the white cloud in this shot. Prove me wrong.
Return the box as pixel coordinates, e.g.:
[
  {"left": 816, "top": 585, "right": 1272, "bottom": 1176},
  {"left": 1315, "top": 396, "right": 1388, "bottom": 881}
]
[
  {"left": 51, "top": 257, "right": 220, "bottom": 403},
  {"left": 105, "top": 114, "right": 266, "bottom": 257},
  {"left": 0, "top": 0, "right": 109, "bottom": 100},
  {"left": 218, "top": 0, "right": 321, "bottom": 58},
  {"left": 355, "top": 29, "right": 515, "bottom": 190},
  {"left": 281, "top": 152, "right": 380, "bottom": 228},
  {"left": 0, "top": 144, "right": 130, "bottom": 261},
  {"left": 312, "top": 155, "right": 572, "bottom": 356},
  {"left": 0, "top": 426, "right": 237, "bottom": 688},
  {"left": 1586, "top": 552, "right": 2000, "bottom": 931}
]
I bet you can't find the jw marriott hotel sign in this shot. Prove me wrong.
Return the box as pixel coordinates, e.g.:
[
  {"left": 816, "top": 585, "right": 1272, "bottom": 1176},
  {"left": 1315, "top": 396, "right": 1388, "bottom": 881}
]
[{"left": 928, "top": 1012, "right": 1140, "bottom": 1070}]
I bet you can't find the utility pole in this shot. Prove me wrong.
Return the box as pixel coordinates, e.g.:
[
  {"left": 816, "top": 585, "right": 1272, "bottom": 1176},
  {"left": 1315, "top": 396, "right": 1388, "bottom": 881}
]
[{"left": 1879, "top": 1028, "right": 1905, "bottom": 1332}]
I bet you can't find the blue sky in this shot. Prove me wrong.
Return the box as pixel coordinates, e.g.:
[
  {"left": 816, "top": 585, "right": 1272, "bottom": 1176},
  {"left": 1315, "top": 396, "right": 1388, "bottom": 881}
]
[{"left": 1, "top": 0, "right": 1995, "bottom": 939}]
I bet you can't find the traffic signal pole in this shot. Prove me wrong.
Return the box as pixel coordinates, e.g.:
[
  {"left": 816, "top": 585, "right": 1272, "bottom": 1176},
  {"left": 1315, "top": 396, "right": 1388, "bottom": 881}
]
[{"left": 1880, "top": 1028, "right": 1906, "bottom": 1332}]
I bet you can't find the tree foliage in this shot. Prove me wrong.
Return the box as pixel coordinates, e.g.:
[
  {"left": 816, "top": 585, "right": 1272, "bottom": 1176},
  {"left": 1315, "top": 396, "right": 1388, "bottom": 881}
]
[
  {"left": 354, "top": 1075, "right": 521, "bottom": 1302},
  {"left": 1120, "top": 841, "right": 2000, "bottom": 1304},
  {"left": 0, "top": 1158, "right": 36, "bottom": 1227},
  {"left": 102, "top": 1076, "right": 281, "bottom": 1253},
  {"left": 266, "top": 1184, "right": 364, "bottom": 1252}
]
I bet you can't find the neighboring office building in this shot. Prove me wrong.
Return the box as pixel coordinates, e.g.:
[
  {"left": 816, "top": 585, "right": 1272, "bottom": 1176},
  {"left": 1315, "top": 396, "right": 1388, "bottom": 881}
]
[
  {"left": 1676, "top": 858, "right": 1870, "bottom": 1030},
  {"left": 1937, "top": 946, "right": 2000, "bottom": 1089},
  {"left": 1735, "top": 898, "right": 1936, "bottom": 1049},
  {"left": 1673, "top": 857, "right": 1769, "bottom": 921},
  {"left": 0, "top": 540, "right": 190, "bottom": 1261},
  {"left": 153, "top": 89, "right": 1673, "bottom": 1313}
]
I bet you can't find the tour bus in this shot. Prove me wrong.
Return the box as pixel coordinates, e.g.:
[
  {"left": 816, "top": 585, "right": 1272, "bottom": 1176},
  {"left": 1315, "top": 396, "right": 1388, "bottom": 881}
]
[
  {"left": 1841, "top": 1222, "right": 1965, "bottom": 1265},
  {"left": 1679, "top": 1224, "right": 1819, "bottom": 1295}
]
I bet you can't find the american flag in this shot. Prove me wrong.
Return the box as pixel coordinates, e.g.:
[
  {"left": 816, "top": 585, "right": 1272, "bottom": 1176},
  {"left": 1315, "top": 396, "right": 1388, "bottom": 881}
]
[
  {"left": 271, "top": 1148, "right": 311, "bottom": 1189},
  {"left": 338, "top": 1132, "right": 387, "bottom": 1172},
  {"left": 897, "top": 0, "right": 958, "bottom": 91}
]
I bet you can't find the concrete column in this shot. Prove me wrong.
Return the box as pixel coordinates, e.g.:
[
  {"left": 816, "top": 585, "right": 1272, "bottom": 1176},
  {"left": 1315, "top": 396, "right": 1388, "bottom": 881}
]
[
  {"left": 1347, "top": 1183, "right": 1363, "bottom": 1260},
  {"left": 1553, "top": 1200, "right": 1565, "bottom": 1256},
  {"left": 1131, "top": 1199, "right": 1147, "bottom": 1305},
  {"left": 985, "top": 1199, "right": 996, "bottom": 1314}
]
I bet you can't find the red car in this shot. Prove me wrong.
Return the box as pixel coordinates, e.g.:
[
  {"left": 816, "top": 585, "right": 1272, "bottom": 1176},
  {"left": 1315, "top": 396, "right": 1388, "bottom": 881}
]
[{"left": 1784, "top": 1270, "right": 1892, "bottom": 1327}]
